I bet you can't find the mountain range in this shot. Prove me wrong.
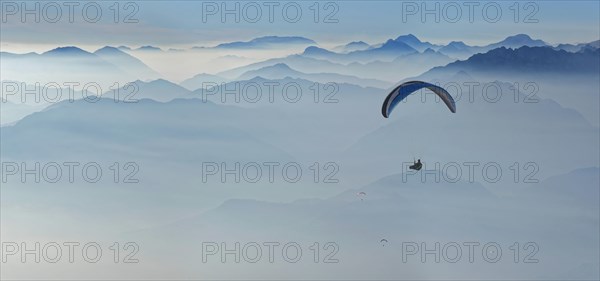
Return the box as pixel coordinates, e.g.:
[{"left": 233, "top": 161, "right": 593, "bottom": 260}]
[
  {"left": 420, "top": 46, "right": 600, "bottom": 78},
  {"left": 0, "top": 46, "right": 159, "bottom": 87},
  {"left": 94, "top": 46, "right": 161, "bottom": 79},
  {"left": 195, "top": 36, "right": 316, "bottom": 49},
  {"left": 102, "top": 79, "right": 193, "bottom": 102},
  {"left": 237, "top": 63, "right": 392, "bottom": 88}
]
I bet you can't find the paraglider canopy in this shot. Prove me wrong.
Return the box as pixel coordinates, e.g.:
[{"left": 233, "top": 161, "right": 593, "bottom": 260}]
[{"left": 382, "top": 81, "right": 456, "bottom": 118}]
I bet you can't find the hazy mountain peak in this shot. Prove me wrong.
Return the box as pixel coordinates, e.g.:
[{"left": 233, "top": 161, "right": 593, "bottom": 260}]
[
  {"left": 104, "top": 78, "right": 190, "bottom": 102},
  {"left": 303, "top": 46, "right": 335, "bottom": 55},
  {"left": 191, "top": 72, "right": 219, "bottom": 78},
  {"left": 448, "top": 41, "right": 468, "bottom": 47},
  {"left": 216, "top": 36, "right": 316, "bottom": 49},
  {"left": 93, "top": 46, "right": 161, "bottom": 80},
  {"left": 392, "top": 34, "right": 443, "bottom": 52},
  {"left": 148, "top": 78, "right": 174, "bottom": 85},
  {"left": 491, "top": 34, "right": 547, "bottom": 48},
  {"left": 267, "top": 63, "right": 293, "bottom": 70},
  {"left": 136, "top": 45, "right": 162, "bottom": 51},
  {"left": 238, "top": 63, "right": 301, "bottom": 80},
  {"left": 132, "top": 78, "right": 184, "bottom": 88},
  {"left": 423, "top": 45, "right": 600, "bottom": 79},
  {"left": 250, "top": 35, "right": 315, "bottom": 44},
  {"left": 554, "top": 39, "right": 600, "bottom": 53},
  {"left": 395, "top": 34, "right": 419, "bottom": 42},
  {"left": 437, "top": 35, "right": 549, "bottom": 59},
  {"left": 333, "top": 41, "right": 370, "bottom": 53},
  {"left": 370, "top": 39, "right": 419, "bottom": 55},
  {"left": 505, "top": 33, "right": 534, "bottom": 41},
  {"left": 346, "top": 41, "right": 368, "bottom": 47},
  {"left": 43, "top": 46, "right": 92, "bottom": 56},
  {"left": 94, "top": 46, "right": 123, "bottom": 54},
  {"left": 381, "top": 39, "right": 412, "bottom": 49}
]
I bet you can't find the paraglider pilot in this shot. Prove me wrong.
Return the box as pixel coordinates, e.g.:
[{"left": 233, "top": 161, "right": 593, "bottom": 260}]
[{"left": 409, "top": 159, "right": 422, "bottom": 171}]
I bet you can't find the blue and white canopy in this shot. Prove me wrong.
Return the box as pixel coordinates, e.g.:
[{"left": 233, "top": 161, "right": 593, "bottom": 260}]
[{"left": 381, "top": 81, "right": 456, "bottom": 118}]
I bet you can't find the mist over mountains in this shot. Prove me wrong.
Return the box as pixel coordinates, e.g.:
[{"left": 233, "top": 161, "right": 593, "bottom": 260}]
[{"left": 1, "top": 32, "right": 599, "bottom": 280}]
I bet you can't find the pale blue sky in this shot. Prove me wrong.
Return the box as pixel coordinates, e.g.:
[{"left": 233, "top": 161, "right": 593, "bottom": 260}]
[{"left": 1, "top": 1, "right": 598, "bottom": 52}]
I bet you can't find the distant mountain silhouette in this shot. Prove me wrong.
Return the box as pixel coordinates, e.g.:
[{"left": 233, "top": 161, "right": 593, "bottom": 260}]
[
  {"left": 214, "top": 36, "right": 316, "bottom": 49},
  {"left": 237, "top": 63, "right": 391, "bottom": 88},
  {"left": 1, "top": 46, "right": 136, "bottom": 86},
  {"left": 302, "top": 46, "right": 339, "bottom": 57},
  {"left": 303, "top": 34, "right": 550, "bottom": 63},
  {"left": 218, "top": 46, "right": 452, "bottom": 82},
  {"left": 303, "top": 39, "right": 418, "bottom": 63},
  {"left": 422, "top": 46, "right": 600, "bottom": 77},
  {"left": 216, "top": 54, "right": 347, "bottom": 79},
  {"left": 103, "top": 79, "right": 192, "bottom": 102},
  {"left": 484, "top": 34, "right": 547, "bottom": 50},
  {"left": 333, "top": 41, "right": 370, "bottom": 53},
  {"left": 393, "top": 34, "right": 442, "bottom": 52},
  {"left": 135, "top": 45, "right": 163, "bottom": 52},
  {"left": 94, "top": 46, "right": 161, "bottom": 79},
  {"left": 438, "top": 41, "right": 475, "bottom": 59},
  {"left": 43, "top": 46, "right": 97, "bottom": 57},
  {"left": 555, "top": 40, "right": 600, "bottom": 52},
  {"left": 434, "top": 34, "right": 547, "bottom": 59},
  {"left": 355, "top": 39, "right": 417, "bottom": 58}
]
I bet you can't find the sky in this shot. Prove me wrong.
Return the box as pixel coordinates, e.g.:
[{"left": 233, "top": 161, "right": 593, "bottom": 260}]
[{"left": 1, "top": 0, "right": 599, "bottom": 53}]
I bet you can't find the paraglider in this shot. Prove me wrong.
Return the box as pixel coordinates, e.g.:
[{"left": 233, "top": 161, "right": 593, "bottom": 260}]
[
  {"left": 381, "top": 81, "right": 456, "bottom": 168},
  {"left": 357, "top": 191, "right": 367, "bottom": 201},
  {"left": 381, "top": 81, "right": 456, "bottom": 118},
  {"left": 380, "top": 239, "right": 389, "bottom": 247}
]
